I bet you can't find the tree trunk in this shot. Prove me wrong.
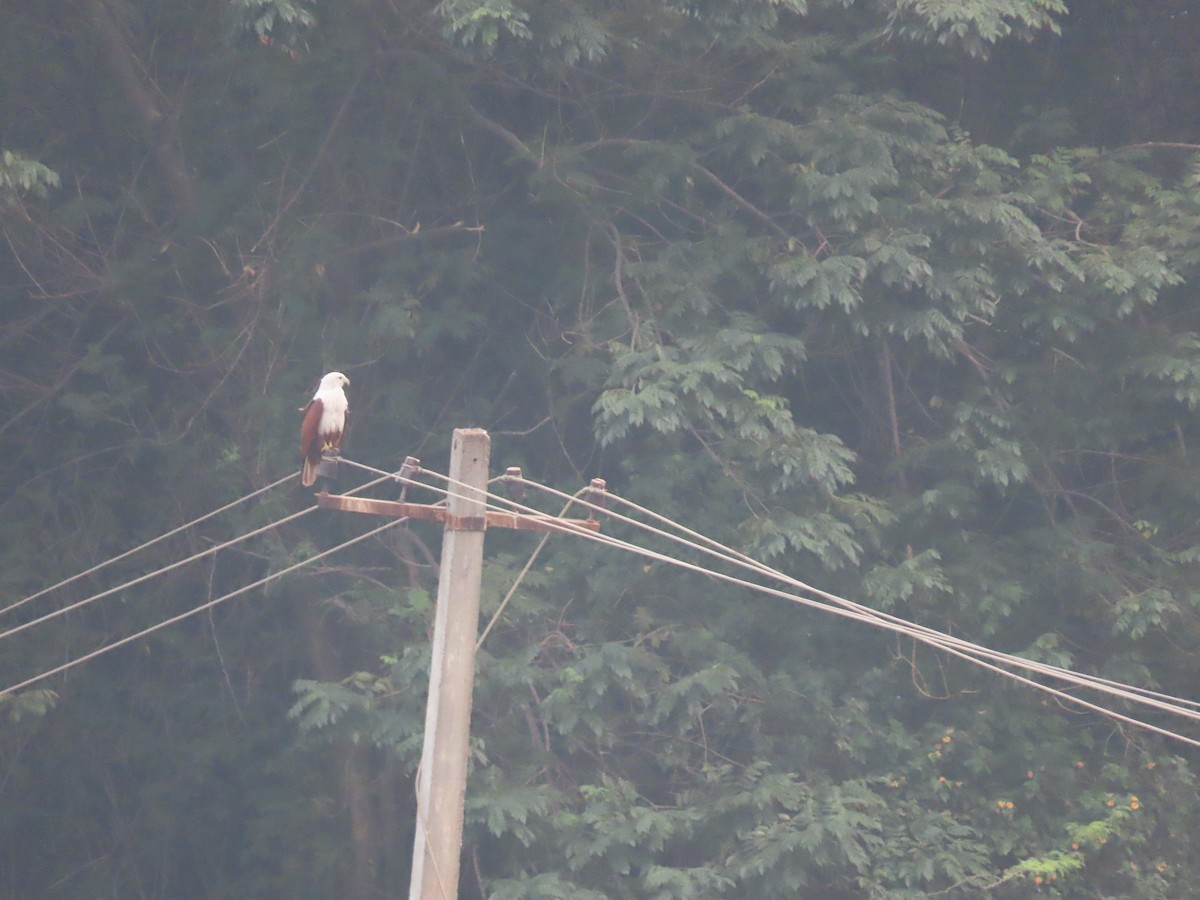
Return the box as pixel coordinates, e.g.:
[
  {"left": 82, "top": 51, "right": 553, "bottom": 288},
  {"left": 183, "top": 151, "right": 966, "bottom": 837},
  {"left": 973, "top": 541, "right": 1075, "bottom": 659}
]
[
  {"left": 84, "top": 0, "right": 195, "bottom": 218},
  {"left": 300, "top": 600, "right": 378, "bottom": 900}
]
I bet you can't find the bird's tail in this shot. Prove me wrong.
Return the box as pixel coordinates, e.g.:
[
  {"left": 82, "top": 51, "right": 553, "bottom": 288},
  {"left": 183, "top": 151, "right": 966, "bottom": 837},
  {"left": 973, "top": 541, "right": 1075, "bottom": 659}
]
[{"left": 301, "top": 456, "right": 319, "bottom": 487}]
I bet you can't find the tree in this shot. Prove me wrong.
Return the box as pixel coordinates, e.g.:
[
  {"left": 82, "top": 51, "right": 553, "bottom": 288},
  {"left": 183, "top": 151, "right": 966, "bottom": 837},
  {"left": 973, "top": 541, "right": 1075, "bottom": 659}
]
[{"left": 3, "top": 0, "right": 1200, "bottom": 896}]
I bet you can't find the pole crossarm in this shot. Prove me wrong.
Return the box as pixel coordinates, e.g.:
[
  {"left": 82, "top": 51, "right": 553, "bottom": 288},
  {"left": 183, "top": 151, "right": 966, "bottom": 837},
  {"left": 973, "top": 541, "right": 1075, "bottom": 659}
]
[{"left": 316, "top": 491, "right": 601, "bottom": 533}]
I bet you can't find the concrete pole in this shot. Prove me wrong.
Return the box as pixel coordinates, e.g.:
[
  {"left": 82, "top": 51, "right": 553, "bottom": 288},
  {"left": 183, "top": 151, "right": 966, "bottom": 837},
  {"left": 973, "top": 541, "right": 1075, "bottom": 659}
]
[{"left": 409, "top": 428, "right": 491, "bottom": 900}]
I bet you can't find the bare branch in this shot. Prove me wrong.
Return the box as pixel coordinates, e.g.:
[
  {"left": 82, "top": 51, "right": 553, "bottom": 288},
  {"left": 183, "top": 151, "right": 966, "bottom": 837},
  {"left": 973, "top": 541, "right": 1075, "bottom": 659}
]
[{"left": 84, "top": 0, "right": 195, "bottom": 216}]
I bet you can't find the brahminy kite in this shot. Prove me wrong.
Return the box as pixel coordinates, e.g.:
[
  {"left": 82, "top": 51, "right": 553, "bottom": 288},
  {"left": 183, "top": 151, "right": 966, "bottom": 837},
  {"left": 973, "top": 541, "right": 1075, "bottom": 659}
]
[{"left": 300, "top": 371, "right": 350, "bottom": 486}]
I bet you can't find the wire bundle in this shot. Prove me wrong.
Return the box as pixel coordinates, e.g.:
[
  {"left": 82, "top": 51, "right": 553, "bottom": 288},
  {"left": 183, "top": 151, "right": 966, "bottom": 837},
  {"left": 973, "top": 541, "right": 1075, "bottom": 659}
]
[{"left": 1, "top": 454, "right": 1198, "bottom": 750}]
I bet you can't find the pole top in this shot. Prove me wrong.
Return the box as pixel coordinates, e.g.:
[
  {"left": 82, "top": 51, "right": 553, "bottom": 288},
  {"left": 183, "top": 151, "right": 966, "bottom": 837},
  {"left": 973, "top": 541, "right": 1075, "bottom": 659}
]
[{"left": 452, "top": 427, "right": 491, "bottom": 442}]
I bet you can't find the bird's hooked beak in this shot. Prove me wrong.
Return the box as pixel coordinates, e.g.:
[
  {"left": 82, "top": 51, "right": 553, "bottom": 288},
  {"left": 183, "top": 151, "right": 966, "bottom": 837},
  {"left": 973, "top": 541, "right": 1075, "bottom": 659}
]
[{"left": 342, "top": 375, "right": 351, "bottom": 387}]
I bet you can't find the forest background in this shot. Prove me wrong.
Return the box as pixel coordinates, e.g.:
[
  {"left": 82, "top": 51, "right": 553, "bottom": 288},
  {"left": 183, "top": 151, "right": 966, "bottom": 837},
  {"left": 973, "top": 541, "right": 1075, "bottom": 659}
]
[{"left": 4, "top": 0, "right": 1200, "bottom": 897}]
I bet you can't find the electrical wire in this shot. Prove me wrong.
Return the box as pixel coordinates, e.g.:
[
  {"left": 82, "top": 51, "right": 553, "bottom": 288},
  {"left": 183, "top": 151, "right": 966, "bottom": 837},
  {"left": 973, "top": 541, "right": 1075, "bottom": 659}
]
[
  {"left": 409, "top": 464, "right": 1200, "bottom": 746},
  {"left": 335, "top": 456, "right": 563, "bottom": 652},
  {"left": 0, "top": 505, "right": 318, "bottom": 645},
  {"left": 0, "top": 515, "right": 408, "bottom": 700},
  {"left": 0, "top": 460, "right": 439, "bottom": 699},
  {"left": 556, "top": 494, "right": 1200, "bottom": 748},
  {"left": 0, "top": 469, "right": 402, "bottom": 646},
  {"left": 511, "top": 478, "right": 1200, "bottom": 715},
  {"left": 601, "top": 490, "right": 1200, "bottom": 720},
  {"left": 0, "top": 471, "right": 299, "bottom": 620},
  {"left": 476, "top": 490, "right": 585, "bottom": 652},
  {"left": 11, "top": 451, "right": 1200, "bottom": 749}
]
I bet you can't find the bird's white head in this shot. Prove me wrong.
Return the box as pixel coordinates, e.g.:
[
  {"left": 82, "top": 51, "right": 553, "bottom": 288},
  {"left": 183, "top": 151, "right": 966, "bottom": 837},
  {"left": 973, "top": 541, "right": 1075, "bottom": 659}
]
[{"left": 319, "top": 371, "right": 350, "bottom": 391}]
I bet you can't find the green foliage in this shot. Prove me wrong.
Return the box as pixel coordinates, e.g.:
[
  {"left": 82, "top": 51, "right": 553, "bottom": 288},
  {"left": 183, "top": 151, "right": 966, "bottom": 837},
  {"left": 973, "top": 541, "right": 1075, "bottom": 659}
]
[
  {"left": 435, "top": 0, "right": 532, "bottom": 51},
  {"left": 228, "top": 0, "right": 318, "bottom": 46},
  {"left": 883, "top": 0, "right": 1067, "bottom": 58},
  {"left": 0, "top": 150, "right": 58, "bottom": 199},
  {"left": 863, "top": 548, "right": 951, "bottom": 611},
  {"left": 289, "top": 674, "right": 387, "bottom": 733},
  {"left": 1131, "top": 334, "right": 1200, "bottom": 409},
  {"left": 0, "top": 689, "right": 57, "bottom": 722},
  {"left": 6, "top": 0, "right": 1200, "bottom": 897}
]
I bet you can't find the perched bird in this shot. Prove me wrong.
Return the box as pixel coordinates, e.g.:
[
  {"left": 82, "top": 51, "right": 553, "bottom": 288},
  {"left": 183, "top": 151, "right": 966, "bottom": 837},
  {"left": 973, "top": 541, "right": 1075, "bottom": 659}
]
[{"left": 299, "top": 371, "right": 350, "bottom": 486}]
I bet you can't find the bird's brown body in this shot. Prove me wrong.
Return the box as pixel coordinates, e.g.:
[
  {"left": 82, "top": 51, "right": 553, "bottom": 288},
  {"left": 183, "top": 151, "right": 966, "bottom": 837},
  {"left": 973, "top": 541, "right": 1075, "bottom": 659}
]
[{"left": 300, "top": 372, "right": 350, "bottom": 486}]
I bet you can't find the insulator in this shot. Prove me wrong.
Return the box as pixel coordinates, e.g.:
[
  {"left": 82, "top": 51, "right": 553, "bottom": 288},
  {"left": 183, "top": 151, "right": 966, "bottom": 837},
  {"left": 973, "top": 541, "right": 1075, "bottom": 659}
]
[
  {"left": 398, "top": 456, "right": 420, "bottom": 480},
  {"left": 585, "top": 477, "right": 608, "bottom": 510},
  {"left": 504, "top": 467, "right": 526, "bottom": 502},
  {"left": 317, "top": 450, "right": 341, "bottom": 481}
]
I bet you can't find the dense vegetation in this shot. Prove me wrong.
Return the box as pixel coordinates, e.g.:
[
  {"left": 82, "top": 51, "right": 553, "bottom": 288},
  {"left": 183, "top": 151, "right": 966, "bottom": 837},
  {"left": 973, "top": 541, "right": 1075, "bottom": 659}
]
[{"left": 4, "top": 0, "right": 1200, "bottom": 896}]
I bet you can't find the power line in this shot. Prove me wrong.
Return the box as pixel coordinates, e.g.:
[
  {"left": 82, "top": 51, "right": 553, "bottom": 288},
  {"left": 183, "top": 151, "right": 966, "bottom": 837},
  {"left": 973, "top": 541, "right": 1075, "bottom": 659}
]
[
  {"left": 532, "top": 481, "right": 1200, "bottom": 723},
  {"left": 0, "top": 504, "right": 318, "bottom": 645},
  {"left": 0, "top": 471, "right": 299, "bottom": 620},
  {"left": 592, "top": 487, "right": 1200, "bottom": 717},
  {"left": 0, "top": 516, "right": 408, "bottom": 701},
  {"left": 519, "top": 487, "right": 1200, "bottom": 746},
  {"left": 0, "top": 469, "right": 404, "bottom": 646},
  {"left": 334, "top": 459, "right": 564, "bottom": 654},
  {"left": 0, "top": 459, "right": 443, "bottom": 699},
  {"left": 12, "top": 452, "right": 1200, "bottom": 749},
  {"left": 410, "top": 464, "right": 1200, "bottom": 746},
  {"left": 476, "top": 490, "right": 586, "bottom": 652}
]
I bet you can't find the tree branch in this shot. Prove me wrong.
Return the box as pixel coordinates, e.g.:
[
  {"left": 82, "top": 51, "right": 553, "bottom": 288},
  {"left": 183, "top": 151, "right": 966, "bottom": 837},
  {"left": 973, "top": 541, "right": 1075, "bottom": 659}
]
[
  {"left": 463, "top": 103, "right": 542, "bottom": 167},
  {"left": 85, "top": 0, "right": 195, "bottom": 217},
  {"left": 692, "top": 164, "right": 790, "bottom": 239}
]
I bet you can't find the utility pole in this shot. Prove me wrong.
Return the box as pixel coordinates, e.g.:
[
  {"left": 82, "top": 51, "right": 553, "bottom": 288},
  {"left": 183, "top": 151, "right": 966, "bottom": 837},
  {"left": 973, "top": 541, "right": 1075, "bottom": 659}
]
[
  {"left": 314, "top": 429, "right": 602, "bottom": 900},
  {"left": 408, "top": 427, "right": 489, "bottom": 900}
]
